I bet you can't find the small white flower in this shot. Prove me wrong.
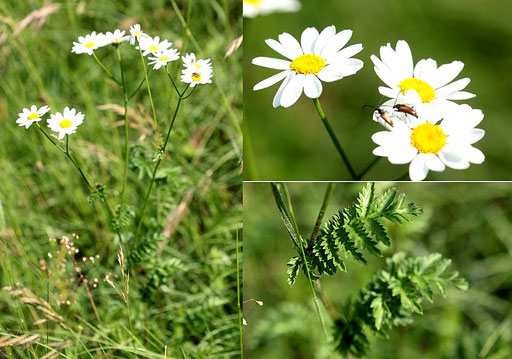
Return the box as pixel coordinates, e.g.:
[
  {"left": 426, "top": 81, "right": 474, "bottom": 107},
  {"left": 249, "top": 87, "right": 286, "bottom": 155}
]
[
  {"left": 47, "top": 107, "right": 85, "bottom": 139},
  {"left": 137, "top": 35, "right": 173, "bottom": 56},
  {"left": 105, "top": 29, "right": 128, "bottom": 46},
  {"left": 181, "top": 53, "right": 212, "bottom": 72},
  {"left": 16, "top": 105, "right": 51, "bottom": 129},
  {"left": 72, "top": 31, "right": 106, "bottom": 55},
  {"left": 371, "top": 40, "right": 475, "bottom": 122},
  {"left": 371, "top": 104, "right": 485, "bottom": 181},
  {"left": 252, "top": 25, "right": 364, "bottom": 108},
  {"left": 148, "top": 48, "right": 180, "bottom": 70},
  {"left": 128, "top": 24, "right": 147, "bottom": 45},
  {"left": 180, "top": 67, "right": 213, "bottom": 87},
  {"left": 243, "top": 0, "right": 301, "bottom": 18}
]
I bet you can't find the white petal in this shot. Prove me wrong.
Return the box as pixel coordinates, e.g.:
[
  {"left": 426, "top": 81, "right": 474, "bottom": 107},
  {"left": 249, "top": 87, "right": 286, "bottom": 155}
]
[
  {"left": 438, "top": 147, "right": 470, "bottom": 170},
  {"left": 464, "top": 146, "right": 485, "bottom": 164},
  {"left": 373, "top": 146, "right": 390, "bottom": 157},
  {"left": 273, "top": 72, "right": 293, "bottom": 108},
  {"left": 395, "top": 40, "right": 414, "bottom": 79},
  {"left": 253, "top": 71, "right": 289, "bottom": 91},
  {"left": 441, "top": 91, "right": 476, "bottom": 100},
  {"left": 252, "top": 57, "right": 291, "bottom": 70},
  {"left": 414, "top": 58, "right": 438, "bottom": 81},
  {"left": 378, "top": 86, "right": 400, "bottom": 99},
  {"left": 330, "top": 44, "right": 363, "bottom": 63},
  {"left": 280, "top": 74, "right": 305, "bottom": 108},
  {"left": 431, "top": 61, "right": 464, "bottom": 89},
  {"left": 409, "top": 154, "right": 429, "bottom": 181},
  {"left": 265, "top": 39, "right": 296, "bottom": 60},
  {"left": 371, "top": 131, "right": 393, "bottom": 146},
  {"left": 313, "top": 26, "right": 336, "bottom": 55},
  {"left": 300, "top": 27, "right": 319, "bottom": 55},
  {"left": 337, "top": 58, "right": 364, "bottom": 76},
  {"left": 320, "top": 29, "right": 352, "bottom": 59},
  {"left": 317, "top": 65, "right": 343, "bottom": 82},
  {"left": 278, "top": 33, "right": 303, "bottom": 59},
  {"left": 388, "top": 145, "right": 418, "bottom": 164},
  {"left": 371, "top": 55, "right": 400, "bottom": 88},
  {"left": 425, "top": 153, "right": 446, "bottom": 172},
  {"left": 435, "top": 78, "right": 471, "bottom": 96},
  {"left": 303, "top": 74, "right": 323, "bottom": 98}
]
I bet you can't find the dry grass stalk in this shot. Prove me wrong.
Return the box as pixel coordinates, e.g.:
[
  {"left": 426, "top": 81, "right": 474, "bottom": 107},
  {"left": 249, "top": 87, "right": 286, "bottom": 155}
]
[
  {"left": 0, "top": 333, "right": 41, "bottom": 348},
  {"left": 225, "top": 35, "right": 242, "bottom": 58}
]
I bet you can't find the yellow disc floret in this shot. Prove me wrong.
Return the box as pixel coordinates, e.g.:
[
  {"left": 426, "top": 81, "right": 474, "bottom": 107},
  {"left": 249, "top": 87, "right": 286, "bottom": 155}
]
[
  {"left": 192, "top": 73, "right": 202, "bottom": 82},
  {"left": 60, "top": 120, "right": 72, "bottom": 129},
  {"left": 410, "top": 123, "right": 447, "bottom": 154},
  {"left": 159, "top": 56, "right": 169, "bottom": 61},
  {"left": 290, "top": 54, "right": 326, "bottom": 75},
  {"left": 244, "top": 0, "right": 263, "bottom": 4},
  {"left": 149, "top": 45, "right": 159, "bottom": 52},
  {"left": 398, "top": 78, "right": 436, "bottom": 103},
  {"left": 28, "top": 113, "right": 39, "bottom": 120},
  {"left": 85, "top": 42, "right": 95, "bottom": 48}
]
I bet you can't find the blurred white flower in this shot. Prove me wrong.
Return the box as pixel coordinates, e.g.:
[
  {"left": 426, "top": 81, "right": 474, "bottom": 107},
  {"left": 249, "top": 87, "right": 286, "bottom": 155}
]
[
  {"left": 105, "top": 29, "right": 129, "bottom": 46},
  {"left": 16, "top": 105, "right": 50, "bottom": 129},
  {"left": 72, "top": 31, "right": 106, "bottom": 55},
  {"left": 137, "top": 35, "right": 174, "bottom": 56},
  {"left": 371, "top": 104, "right": 485, "bottom": 181},
  {"left": 180, "top": 54, "right": 213, "bottom": 87},
  {"left": 252, "top": 25, "right": 364, "bottom": 108},
  {"left": 182, "top": 53, "right": 212, "bottom": 72},
  {"left": 243, "top": 0, "right": 301, "bottom": 18},
  {"left": 148, "top": 48, "right": 180, "bottom": 70},
  {"left": 128, "top": 24, "right": 147, "bottom": 45},
  {"left": 47, "top": 107, "right": 85, "bottom": 139},
  {"left": 371, "top": 40, "right": 475, "bottom": 122}
]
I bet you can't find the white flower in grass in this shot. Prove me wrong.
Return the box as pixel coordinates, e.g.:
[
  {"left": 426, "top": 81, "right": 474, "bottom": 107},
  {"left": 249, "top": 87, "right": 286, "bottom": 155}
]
[
  {"left": 16, "top": 105, "right": 51, "bottom": 129},
  {"left": 252, "top": 25, "right": 364, "bottom": 108},
  {"left": 371, "top": 104, "right": 485, "bottom": 181},
  {"left": 148, "top": 48, "right": 180, "bottom": 70},
  {"left": 371, "top": 40, "right": 475, "bottom": 121},
  {"left": 182, "top": 53, "right": 212, "bottom": 72},
  {"left": 137, "top": 35, "right": 173, "bottom": 56},
  {"left": 47, "top": 107, "right": 85, "bottom": 139},
  {"left": 105, "top": 29, "right": 129, "bottom": 46},
  {"left": 129, "top": 24, "right": 147, "bottom": 45},
  {"left": 243, "top": 0, "right": 301, "bottom": 18},
  {"left": 180, "top": 67, "right": 213, "bottom": 87},
  {"left": 72, "top": 31, "right": 106, "bottom": 55}
]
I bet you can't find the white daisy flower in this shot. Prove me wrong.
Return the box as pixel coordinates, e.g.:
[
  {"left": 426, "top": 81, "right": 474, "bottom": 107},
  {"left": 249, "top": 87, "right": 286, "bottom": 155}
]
[
  {"left": 371, "top": 40, "right": 476, "bottom": 122},
  {"left": 105, "top": 29, "right": 129, "bottom": 46},
  {"left": 371, "top": 104, "right": 485, "bottom": 181},
  {"left": 128, "top": 24, "right": 147, "bottom": 45},
  {"left": 180, "top": 67, "right": 213, "bottom": 87},
  {"left": 181, "top": 53, "right": 212, "bottom": 73},
  {"left": 252, "top": 25, "right": 364, "bottom": 108},
  {"left": 243, "top": 0, "right": 301, "bottom": 18},
  {"left": 137, "top": 35, "right": 173, "bottom": 56},
  {"left": 148, "top": 48, "right": 180, "bottom": 70},
  {"left": 16, "top": 105, "right": 51, "bottom": 129},
  {"left": 47, "top": 107, "right": 85, "bottom": 139},
  {"left": 72, "top": 31, "right": 107, "bottom": 55}
]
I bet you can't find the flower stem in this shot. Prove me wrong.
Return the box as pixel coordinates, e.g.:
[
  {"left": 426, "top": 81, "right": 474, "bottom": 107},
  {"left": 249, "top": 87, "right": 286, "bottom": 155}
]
[
  {"left": 310, "top": 183, "right": 336, "bottom": 242},
  {"left": 357, "top": 157, "right": 382, "bottom": 180},
  {"left": 312, "top": 98, "right": 357, "bottom": 180},
  {"left": 137, "top": 45, "right": 161, "bottom": 143},
  {"left": 128, "top": 76, "right": 147, "bottom": 101},
  {"left": 116, "top": 48, "right": 130, "bottom": 206},
  {"left": 393, "top": 170, "right": 410, "bottom": 181},
  {"left": 165, "top": 65, "right": 181, "bottom": 96},
  {"left": 92, "top": 52, "right": 121, "bottom": 86},
  {"left": 236, "top": 230, "right": 243, "bottom": 359}
]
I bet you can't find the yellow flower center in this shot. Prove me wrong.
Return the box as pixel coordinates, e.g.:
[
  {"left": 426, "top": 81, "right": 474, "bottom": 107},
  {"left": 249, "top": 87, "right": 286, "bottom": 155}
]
[
  {"left": 159, "top": 56, "right": 169, "bottom": 61},
  {"left": 149, "top": 45, "right": 159, "bottom": 51},
  {"left": 194, "top": 63, "right": 201, "bottom": 70},
  {"left": 192, "top": 73, "right": 202, "bottom": 81},
  {"left": 398, "top": 78, "right": 436, "bottom": 103},
  {"left": 28, "top": 113, "right": 39, "bottom": 120},
  {"left": 85, "top": 42, "right": 95, "bottom": 48},
  {"left": 290, "top": 54, "right": 326, "bottom": 75},
  {"left": 410, "top": 123, "right": 447, "bottom": 154},
  {"left": 244, "top": 0, "right": 263, "bottom": 3},
  {"left": 60, "top": 120, "right": 72, "bottom": 128},
  {"left": 135, "top": 31, "right": 140, "bottom": 36}
]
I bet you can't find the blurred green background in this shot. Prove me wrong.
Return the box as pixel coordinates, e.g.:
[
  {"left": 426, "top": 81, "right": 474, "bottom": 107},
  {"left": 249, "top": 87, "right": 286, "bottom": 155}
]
[
  {"left": 244, "top": 182, "right": 512, "bottom": 358},
  {"left": 0, "top": 0, "right": 242, "bottom": 357},
  {"left": 244, "top": 0, "right": 512, "bottom": 180}
]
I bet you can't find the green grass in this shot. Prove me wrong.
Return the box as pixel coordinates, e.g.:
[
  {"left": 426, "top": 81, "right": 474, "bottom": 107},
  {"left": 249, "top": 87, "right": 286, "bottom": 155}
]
[
  {"left": 0, "top": 0, "right": 242, "bottom": 358},
  {"left": 244, "top": 182, "right": 512, "bottom": 358},
  {"left": 244, "top": 0, "right": 512, "bottom": 180}
]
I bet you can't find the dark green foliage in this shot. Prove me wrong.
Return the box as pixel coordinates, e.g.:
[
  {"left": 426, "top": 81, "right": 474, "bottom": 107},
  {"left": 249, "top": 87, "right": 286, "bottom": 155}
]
[{"left": 332, "top": 252, "right": 468, "bottom": 357}]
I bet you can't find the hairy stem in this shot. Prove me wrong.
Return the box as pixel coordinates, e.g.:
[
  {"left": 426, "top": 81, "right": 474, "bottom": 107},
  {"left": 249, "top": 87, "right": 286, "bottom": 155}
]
[
  {"left": 310, "top": 183, "right": 336, "bottom": 242},
  {"left": 312, "top": 98, "right": 357, "bottom": 180},
  {"left": 116, "top": 48, "right": 130, "bottom": 206},
  {"left": 314, "top": 281, "right": 339, "bottom": 321}
]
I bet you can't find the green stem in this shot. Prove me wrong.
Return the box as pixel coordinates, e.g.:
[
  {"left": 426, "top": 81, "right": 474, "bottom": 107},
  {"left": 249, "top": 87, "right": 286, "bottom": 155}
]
[
  {"left": 137, "top": 45, "right": 161, "bottom": 143},
  {"left": 117, "top": 48, "right": 130, "bottom": 206},
  {"left": 310, "top": 183, "right": 336, "bottom": 242},
  {"left": 236, "top": 230, "right": 243, "bottom": 359},
  {"left": 92, "top": 52, "right": 121, "bottom": 86},
  {"left": 393, "top": 170, "right": 410, "bottom": 181},
  {"left": 357, "top": 157, "right": 381, "bottom": 180},
  {"left": 312, "top": 98, "right": 357, "bottom": 180},
  {"left": 165, "top": 65, "right": 181, "bottom": 96},
  {"left": 128, "top": 76, "right": 147, "bottom": 101},
  {"left": 65, "top": 135, "right": 94, "bottom": 190}
]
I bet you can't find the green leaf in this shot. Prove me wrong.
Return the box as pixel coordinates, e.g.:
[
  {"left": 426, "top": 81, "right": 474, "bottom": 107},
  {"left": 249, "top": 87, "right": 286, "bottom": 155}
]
[
  {"left": 371, "top": 296, "right": 386, "bottom": 330},
  {"left": 287, "top": 256, "right": 302, "bottom": 286},
  {"left": 356, "top": 183, "right": 375, "bottom": 217},
  {"left": 366, "top": 218, "right": 390, "bottom": 246}
]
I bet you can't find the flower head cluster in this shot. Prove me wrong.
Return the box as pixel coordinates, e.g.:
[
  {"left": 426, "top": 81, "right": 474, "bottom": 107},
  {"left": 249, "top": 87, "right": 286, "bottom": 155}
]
[
  {"left": 180, "top": 53, "right": 213, "bottom": 87},
  {"left": 370, "top": 40, "right": 484, "bottom": 180},
  {"left": 243, "top": 0, "right": 301, "bottom": 18},
  {"left": 252, "top": 25, "right": 364, "bottom": 108},
  {"left": 16, "top": 105, "right": 84, "bottom": 139}
]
